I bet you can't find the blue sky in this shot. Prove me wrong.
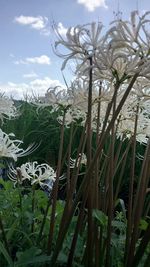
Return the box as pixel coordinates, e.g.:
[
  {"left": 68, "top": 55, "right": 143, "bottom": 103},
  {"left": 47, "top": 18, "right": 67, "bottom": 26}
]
[{"left": 0, "top": 0, "right": 149, "bottom": 99}]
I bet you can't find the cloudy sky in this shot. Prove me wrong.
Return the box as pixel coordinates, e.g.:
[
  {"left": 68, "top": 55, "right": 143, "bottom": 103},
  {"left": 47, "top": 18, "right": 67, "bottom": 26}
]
[{"left": 0, "top": 0, "right": 149, "bottom": 99}]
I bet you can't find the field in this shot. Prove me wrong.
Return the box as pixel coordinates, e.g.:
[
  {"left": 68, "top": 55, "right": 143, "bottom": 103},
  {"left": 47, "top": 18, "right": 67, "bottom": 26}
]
[{"left": 0, "top": 11, "right": 150, "bottom": 267}]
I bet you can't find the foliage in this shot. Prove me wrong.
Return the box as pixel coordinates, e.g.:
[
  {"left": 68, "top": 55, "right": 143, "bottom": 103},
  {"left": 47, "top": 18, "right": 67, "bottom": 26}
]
[{"left": 1, "top": 10, "right": 150, "bottom": 267}]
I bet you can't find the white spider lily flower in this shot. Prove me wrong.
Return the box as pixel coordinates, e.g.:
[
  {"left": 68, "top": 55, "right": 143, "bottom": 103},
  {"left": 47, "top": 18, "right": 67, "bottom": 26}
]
[
  {"left": 132, "top": 78, "right": 150, "bottom": 99},
  {"left": 116, "top": 92, "right": 150, "bottom": 143},
  {"left": 94, "top": 45, "right": 141, "bottom": 82},
  {"left": 57, "top": 107, "right": 86, "bottom": 127},
  {"left": 0, "top": 93, "right": 18, "bottom": 123},
  {"left": 91, "top": 100, "right": 110, "bottom": 133},
  {"left": 32, "top": 76, "right": 104, "bottom": 129},
  {"left": 106, "top": 11, "right": 150, "bottom": 76},
  {"left": 8, "top": 165, "right": 31, "bottom": 184},
  {"left": 69, "top": 78, "right": 90, "bottom": 111},
  {"left": 54, "top": 22, "right": 104, "bottom": 70},
  {"left": 108, "top": 11, "right": 150, "bottom": 52},
  {"left": 0, "top": 129, "right": 37, "bottom": 161},
  {"left": 57, "top": 109, "right": 73, "bottom": 127},
  {"left": 8, "top": 161, "right": 56, "bottom": 190},
  {"left": 56, "top": 79, "right": 114, "bottom": 129},
  {"left": 32, "top": 86, "right": 73, "bottom": 112},
  {"left": 56, "top": 78, "right": 104, "bottom": 128},
  {"left": 70, "top": 78, "right": 101, "bottom": 109},
  {"left": 32, "top": 80, "right": 92, "bottom": 127},
  {"left": 70, "top": 153, "right": 87, "bottom": 168}
]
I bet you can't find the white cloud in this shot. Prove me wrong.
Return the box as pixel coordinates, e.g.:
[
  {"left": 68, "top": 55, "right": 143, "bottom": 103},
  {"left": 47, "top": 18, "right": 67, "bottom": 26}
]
[
  {"left": 26, "top": 55, "right": 51, "bottom": 65},
  {"left": 1, "top": 77, "right": 64, "bottom": 99},
  {"left": 9, "top": 53, "right": 15, "bottom": 58},
  {"left": 30, "top": 77, "right": 62, "bottom": 89},
  {"left": 23, "top": 71, "right": 38, "bottom": 79},
  {"left": 14, "top": 15, "right": 50, "bottom": 35},
  {"left": 14, "top": 55, "right": 51, "bottom": 65},
  {"left": 14, "top": 15, "right": 48, "bottom": 29},
  {"left": 77, "top": 0, "right": 108, "bottom": 11},
  {"left": 14, "top": 59, "right": 27, "bottom": 65},
  {"left": 8, "top": 82, "right": 20, "bottom": 87}
]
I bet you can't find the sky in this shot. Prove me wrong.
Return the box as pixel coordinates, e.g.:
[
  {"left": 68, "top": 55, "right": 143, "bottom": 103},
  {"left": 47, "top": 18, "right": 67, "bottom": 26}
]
[{"left": 0, "top": 0, "right": 149, "bottom": 99}]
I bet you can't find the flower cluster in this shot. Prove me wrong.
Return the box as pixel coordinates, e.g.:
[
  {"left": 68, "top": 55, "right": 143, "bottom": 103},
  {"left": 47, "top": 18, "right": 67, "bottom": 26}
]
[
  {"left": 0, "top": 129, "right": 37, "bottom": 161},
  {"left": 0, "top": 93, "right": 18, "bottom": 123},
  {"left": 69, "top": 153, "right": 87, "bottom": 168},
  {"left": 116, "top": 84, "right": 150, "bottom": 143},
  {"left": 32, "top": 86, "right": 73, "bottom": 112},
  {"left": 54, "top": 12, "right": 150, "bottom": 82},
  {"left": 8, "top": 161, "right": 56, "bottom": 191},
  {"left": 54, "top": 22, "right": 104, "bottom": 70},
  {"left": 32, "top": 11, "right": 150, "bottom": 144}
]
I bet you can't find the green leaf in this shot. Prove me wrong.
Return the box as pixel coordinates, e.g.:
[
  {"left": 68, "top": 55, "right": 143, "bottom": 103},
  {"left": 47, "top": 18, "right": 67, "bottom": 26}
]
[
  {"left": 139, "top": 219, "right": 148, "bottom": 230},
  {"left": 15, "top": 255, "right": 51, "bottom": 267},
  {"left": 0, "top": 240, "right": 13, "bottom": 267},
  {"left": 58, "top": 251, "right": 68, "bottom": 264},
  {"left": 16, "top": 246, "right": 41, "bottom": 262},
  {"left": 92, "top": 209, "right": 108, "bottom": 226},
  {"left": 0, "top": 179, "right": 14, "bottom": 190},
  {"left": 15, "top": 246, "right": 51, "bottom": 267},
  {"left": 15, "top": 247, "right": 51, "bottom": 266},
  {"left": 6, "top": 219, "right": 18, "bottom": 240},
  {"left": 0, "top": 162, "right": 5, "bottom": 168},
  {"left": 112, "top": 220, "right": 126, "bottom": 230}
]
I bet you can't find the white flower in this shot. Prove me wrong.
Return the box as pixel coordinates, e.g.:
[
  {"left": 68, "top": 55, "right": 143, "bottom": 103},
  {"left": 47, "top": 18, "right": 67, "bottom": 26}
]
[
  {"left": 32, "top": 86, "right": 73, "bottom": 112},
  {"left": 0, "top": 93, "right": 18, "bottom": 123},
  {"left": 8, "top": 161, "right": 56, "bottom": 190},
  {"left": 32, "top": 82, "right": 89, "bottom": 127},
  {"left": 105, "top": 11, "right": 150, "bottom": 78},
  {"left": 0, "top": 129, "right": 37, "bottom": 161},
  {"left": 57, "top": 106, "right": 86, "bottom": 127},
  {"left": 132, "top": 78, "right": 150, "bottom": 100},
  {"left": 70, "top": 153, "right": 87, "bottom": 168},
  {"left": 116, "top": 91, "right": 150, "bottom": 143},
  {"left": 54, "top": 22, "right": 104, "bottom": 70}
]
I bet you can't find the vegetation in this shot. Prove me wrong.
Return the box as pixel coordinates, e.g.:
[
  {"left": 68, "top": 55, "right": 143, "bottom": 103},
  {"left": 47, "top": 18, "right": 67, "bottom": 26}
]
[{"left": 0, "top": 11, "right": 150, "bottom": 267}]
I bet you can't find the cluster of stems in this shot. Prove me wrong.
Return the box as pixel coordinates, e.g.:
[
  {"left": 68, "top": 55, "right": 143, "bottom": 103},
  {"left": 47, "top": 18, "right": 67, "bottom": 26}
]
[{"left": 36, "top": 59, "right": 150, "bottom": 267}]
